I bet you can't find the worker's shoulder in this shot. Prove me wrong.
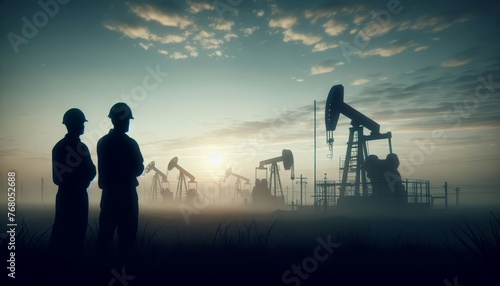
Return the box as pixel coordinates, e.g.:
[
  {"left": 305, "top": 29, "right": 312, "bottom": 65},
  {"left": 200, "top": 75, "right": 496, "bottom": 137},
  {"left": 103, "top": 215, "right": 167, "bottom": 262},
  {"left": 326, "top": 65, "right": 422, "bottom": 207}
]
[
  {"left": 52, "top": 137, "right": 67, "bottom": 153},
  {"left": 98, "top": 132, "right": 139, "bottom": 147},
  {"left": 53, "top": 136, "right": 66, "bottom": 147}
]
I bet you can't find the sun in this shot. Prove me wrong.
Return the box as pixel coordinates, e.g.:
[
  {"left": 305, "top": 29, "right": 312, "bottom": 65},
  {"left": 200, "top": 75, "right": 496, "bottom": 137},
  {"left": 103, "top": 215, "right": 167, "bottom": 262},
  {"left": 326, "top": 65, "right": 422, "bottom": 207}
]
[{"left": 208, "top": 155, "right": 221, "bottom": 166}]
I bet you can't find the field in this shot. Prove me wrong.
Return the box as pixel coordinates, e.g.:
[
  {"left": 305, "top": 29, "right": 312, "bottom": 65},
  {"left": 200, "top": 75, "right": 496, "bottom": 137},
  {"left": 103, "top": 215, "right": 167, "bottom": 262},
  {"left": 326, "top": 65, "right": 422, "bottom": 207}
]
[{"left": 1, "top": 203, "right": 499, "bottom": 286}]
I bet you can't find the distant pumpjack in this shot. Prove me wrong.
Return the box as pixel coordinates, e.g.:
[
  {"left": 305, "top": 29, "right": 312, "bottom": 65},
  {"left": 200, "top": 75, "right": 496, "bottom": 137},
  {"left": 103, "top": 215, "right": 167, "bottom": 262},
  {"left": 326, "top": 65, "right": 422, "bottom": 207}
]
[
  {"left": 325, "top": 84, "right": 393, "bottom": 197},
  {"left": 167, "top": 157, "right": 198, "bottom": 203},
  {"left": 223, "top": 167, "right": 251, "bottom": 204},
  {"left": 145, "top": 161, "right": 172, "bottom": 202},
  {"left": 256, "top": 149, "right": 294, "bottom": 207}
]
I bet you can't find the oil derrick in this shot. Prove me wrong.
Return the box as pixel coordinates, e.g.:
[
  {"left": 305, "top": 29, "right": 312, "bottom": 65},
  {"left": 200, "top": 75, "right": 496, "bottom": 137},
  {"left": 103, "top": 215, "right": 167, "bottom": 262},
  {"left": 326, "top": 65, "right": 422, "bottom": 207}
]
[
  {"left": 167, "top": 156, "right": 198, "bottom": 205},
  {"left": 145, "top": 161, "right": 173, "bottom": 203},
  {"left": 223, "top": 167, "right": 251, "bottom": 204},
  {"left": 255, "top": 149, "right": 294, "bottom": 209},
  {"left": 325, "top": 84, "right": 404, "bottom": 207}
]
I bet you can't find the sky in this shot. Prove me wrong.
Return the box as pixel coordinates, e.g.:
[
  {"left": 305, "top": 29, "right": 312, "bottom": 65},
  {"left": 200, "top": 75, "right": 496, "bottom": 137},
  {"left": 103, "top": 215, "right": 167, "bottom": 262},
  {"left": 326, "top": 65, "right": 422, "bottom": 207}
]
[{"left": 1, "top": 0, "right": 499, "bottom": 206}]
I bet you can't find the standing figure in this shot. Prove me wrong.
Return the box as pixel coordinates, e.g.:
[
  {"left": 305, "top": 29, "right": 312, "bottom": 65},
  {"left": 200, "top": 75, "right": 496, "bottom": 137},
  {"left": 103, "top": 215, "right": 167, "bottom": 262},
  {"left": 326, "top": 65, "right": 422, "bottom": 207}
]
[
  {"left": 96, "top": 103, "right": 144, "bottom": 258},
  {"left": 50, "top": 108, "right": 96, "bottom": 260}
]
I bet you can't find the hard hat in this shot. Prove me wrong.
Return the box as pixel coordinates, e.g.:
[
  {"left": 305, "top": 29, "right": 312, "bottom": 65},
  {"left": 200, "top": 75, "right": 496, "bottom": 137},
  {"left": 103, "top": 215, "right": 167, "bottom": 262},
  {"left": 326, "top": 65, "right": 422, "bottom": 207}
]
[
  {"left": 108, "top": 102, "right": 134, "bottom": 120},
  {"left": 62, "top": 108, "right": 87, "bottom": 125}
]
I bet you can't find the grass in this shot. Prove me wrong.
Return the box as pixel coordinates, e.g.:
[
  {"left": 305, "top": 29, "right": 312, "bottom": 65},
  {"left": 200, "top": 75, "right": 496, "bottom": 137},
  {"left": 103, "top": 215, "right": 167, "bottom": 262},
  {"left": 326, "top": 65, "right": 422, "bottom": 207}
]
[
  {"left": 450, "top": 211, "right": 499, "bottom": 265},
  {"left": 2, "top": 206, "right": 499, "bottom": 285}
]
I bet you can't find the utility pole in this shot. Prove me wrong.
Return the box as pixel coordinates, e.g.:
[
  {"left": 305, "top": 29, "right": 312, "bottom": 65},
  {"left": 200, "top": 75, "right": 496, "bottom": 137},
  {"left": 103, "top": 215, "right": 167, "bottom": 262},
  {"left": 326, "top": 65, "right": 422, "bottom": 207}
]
[
  {"left": 323, "top": 173, "right": 327, "bottom": 210},
  {"left": 314, "top": 100, "right": 317, "bottom": 211},
  {"left": 444, "top": 182, "right": 448, "bottom": 210},
  {"left": 298, "top": 175, "right": 307, "bottom": 206}
]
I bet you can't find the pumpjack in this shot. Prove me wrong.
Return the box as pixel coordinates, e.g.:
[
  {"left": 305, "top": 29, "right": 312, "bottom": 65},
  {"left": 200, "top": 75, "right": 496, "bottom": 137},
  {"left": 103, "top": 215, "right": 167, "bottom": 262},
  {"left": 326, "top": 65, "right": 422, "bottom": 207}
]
[
  {"left": 145, "top": 161, "right": 173, "bottom": 203},
  {"left": 223, "top": 167, "right": 251, "bottom": 204},
  {"left": 325, "top": 84, "right": 396, "bottom": 200},
  {"left": 255, "top": 149, "right": 294, "bottom": 208},
  {"left": 167, "top": 156, "right": 198, "bottom": 204}
]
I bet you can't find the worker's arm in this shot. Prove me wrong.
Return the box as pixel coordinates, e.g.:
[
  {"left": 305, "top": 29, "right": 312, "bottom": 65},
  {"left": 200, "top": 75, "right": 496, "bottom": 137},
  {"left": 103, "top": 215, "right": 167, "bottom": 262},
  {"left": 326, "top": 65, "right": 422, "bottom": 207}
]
[
  {"left": 52, "top": 144, "right": 61, "bottom": 186},
  {"left": 131, "top": 138, "right": 144, "bottom": 177},
  {"left": 81, "top": 142, "right": 96, "bottom": 184}
]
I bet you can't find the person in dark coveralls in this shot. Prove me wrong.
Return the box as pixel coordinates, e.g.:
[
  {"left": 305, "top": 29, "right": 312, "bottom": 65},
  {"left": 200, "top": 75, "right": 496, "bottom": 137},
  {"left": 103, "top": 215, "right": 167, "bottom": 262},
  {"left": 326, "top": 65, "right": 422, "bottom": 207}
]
[
  {"left": 49, "top": 108, "right": 96, "bottom": 260},
  {"left": 96, "top": 102, "right": 144, "bottom": 259}
]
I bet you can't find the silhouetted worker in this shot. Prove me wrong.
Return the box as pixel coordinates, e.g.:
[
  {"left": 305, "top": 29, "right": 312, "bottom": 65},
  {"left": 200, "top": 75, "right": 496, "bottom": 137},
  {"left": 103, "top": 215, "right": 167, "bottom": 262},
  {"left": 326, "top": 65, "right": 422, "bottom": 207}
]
[
  {"left": 251, "top": 179, "right": 261, "bottom": 205},
  {"left": 185, "top": 188, "right": 198, "bottom": 205},
  {"left": 49, "top": 108, "right": 96, "bottom": 260},
  {"left": 96, "top": 102, "right": 144, "bottom": 259},
  {"left": 161, "top": 188, "right": 173, "bottom": 204}
]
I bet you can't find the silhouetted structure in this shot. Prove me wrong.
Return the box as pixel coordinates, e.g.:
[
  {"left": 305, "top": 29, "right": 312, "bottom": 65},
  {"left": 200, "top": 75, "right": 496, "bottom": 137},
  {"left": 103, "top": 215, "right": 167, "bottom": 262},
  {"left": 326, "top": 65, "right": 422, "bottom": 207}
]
[
  {"left": 167, "top": 156, "right": 199, "bottom": 204},
  {"left": 145, "top": 161, "right": 173, "bottom": 204},
  {"left": 223, "top": 167, "right": 251, "bottom": 204},
  {"left": 364, "top": 154, "right": 406, "bottom": 200},
  {"left": 96, "top": 103, "right": 144, "bottom": 259},
  {"left": 254, "top": 150, "right": 294, "bottom": 209},
  {"left": 325, "top": 84, "right": 393, "bottom": 198},
  {"left": 160, "top": 187, "right": 174, "bottom": 203},
  {"left": 49, "top": 108, "right": 96, "bottom": 260}
]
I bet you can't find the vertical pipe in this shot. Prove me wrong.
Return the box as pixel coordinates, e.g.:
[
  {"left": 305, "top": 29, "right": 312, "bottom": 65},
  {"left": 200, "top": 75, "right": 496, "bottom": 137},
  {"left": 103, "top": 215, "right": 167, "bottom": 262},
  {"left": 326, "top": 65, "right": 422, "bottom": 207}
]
[
  {"left": 405, "top": 179, "right": 409, "bottom": 203},
  {"left": 444, "top": 182, "right": 448, "bottom": 210},
  {"left": 314, "top": 100, "right": 317, "bottom": 210},
  {"left": 324, "top": 173, "right": 327, "bottom": 210}
]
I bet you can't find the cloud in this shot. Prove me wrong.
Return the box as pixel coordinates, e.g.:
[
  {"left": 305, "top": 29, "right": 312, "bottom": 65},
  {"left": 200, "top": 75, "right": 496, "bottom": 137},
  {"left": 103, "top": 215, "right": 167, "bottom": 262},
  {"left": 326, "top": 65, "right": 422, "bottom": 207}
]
[
  {"left": 138, "top": 42, "right": 153, "bottom": 50},
  {"left": 193, "top": 30, "right": 224, "bottom": 50},
  {"left": 269, "top": 16, "right": 298, "bottom": 30},
  {"left": 241, "top": 26, "right": 259, "bottom": 36},
  {"left": 185, "top": 45, "right": 199, "bottom": 57},
  {"left": 312, "top": 42, "right": 338, "bottom": 52},
  {"left": 355, "top": 40, "right": 413, "bottom": 58},
  {"left": 187, "top": 1, "right": 214, "bottom": 14},
  {"left": 157, "top": 49, "right": 168, "bottom": 55},
  {"left": 351, "top": 78, "right": 370, "bottom": 86},
  {"left": 169, "top": 52, "right": 188, "bottom": 60},
  {"left": 310, "top": 60, "right": 344, "bottom": 75},
  {"left": 323, "top": 19, "right": 347, "bottom": 36},
  {"left": 304, "top": 9, "right": 336, "bottom": 24},
  {"left": 361, "top": 21, "right": 398, "bottom": 40},
  {"left": 414, "top": 46, "right": 428, "bottom": 52},
  {"left": 353, "top": 14, "right": 368, "bottom": 25},
  {"left": 441, "top": 59, "right": 470, "bottom": 68},
  {"left": 210, "top": 18, "right": 234, "bottom": 32},
  {"left": 130, "top": 4, "right": 193, "bottom": 29},
  {"left": 398, "top": 14, "right": 474, "bottom": 33},
  {"left": 282, "top": 29, "right": 321, "bottom": 45},
  {"left": 291, "top": 77, "right": 304, "bottom": 83},
  {"left": 212, "top": 50, "right": 223, "bottom": 57},
  {"left": 269, "top": 15, "right": 321, "bottom": 46},
  {"left": 104, "top": 23, "right": 186, "bottom": 44},
  {"left": 224, "top": 33, "right": 238, "bottom": 41},
  {"left": 255, "top": 9, "right": 265, "bottom": 17},
  {"left": 104, "top": 23, "right": 151, "bottom": 41},
  {"left": 432, "top": 14, "right": 474, "bottom": 32},
  {"left": 441, "top": 46, "right": 481, "bottom": 68},
  {"left": 410, "top": 16, "right": 442, "bottom": 30},
  {"left": 107, "top": 23, "right": 182, "bottom": 42}
]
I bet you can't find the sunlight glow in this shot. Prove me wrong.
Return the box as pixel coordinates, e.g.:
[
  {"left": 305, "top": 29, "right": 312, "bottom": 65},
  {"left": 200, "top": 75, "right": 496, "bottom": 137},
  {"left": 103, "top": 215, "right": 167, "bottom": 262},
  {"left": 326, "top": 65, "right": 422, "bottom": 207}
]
[{"left": 208, "top": 155, "right": 221, "bottom": 166}]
